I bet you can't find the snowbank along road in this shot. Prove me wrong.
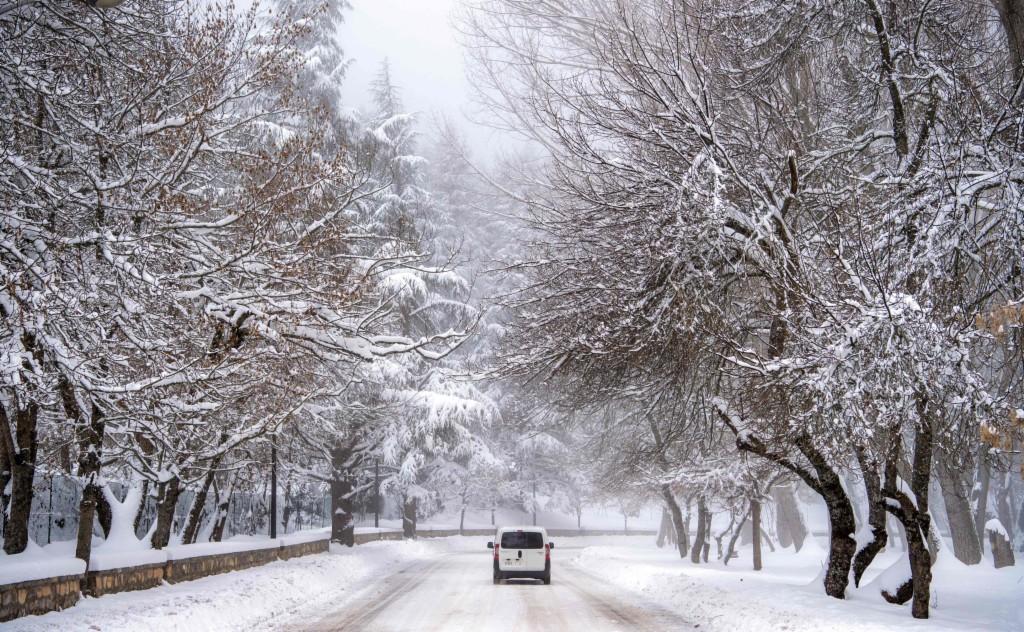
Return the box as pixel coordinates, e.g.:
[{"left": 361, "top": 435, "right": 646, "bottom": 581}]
[{"left": 298, "top": 541, "right": 688, "bottom": 631}]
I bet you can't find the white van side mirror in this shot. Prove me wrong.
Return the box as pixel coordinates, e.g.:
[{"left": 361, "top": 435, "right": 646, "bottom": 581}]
[
  {"left": 549, "top": 542, "right": 555, "bottom": 549},
  {"left": 487, "top": 541, "right": 494, "bottom": 549}
]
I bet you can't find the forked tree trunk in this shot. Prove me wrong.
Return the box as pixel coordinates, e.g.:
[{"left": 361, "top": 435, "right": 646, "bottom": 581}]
[
  {"left": 882, "top": 405, "right": 935, "bottom": 619},
  {"left": 723, "top": 509, "right": 749, "bottom": 565},
  {"left": 722, "top": 404, "right": 857, "bottom": 600},
  {"left": 852, "top": 448, "right": 889, "bottom": 586},
  {"left": 61, "top": 377, "right": 111, "bottom": 564},
  {"left": 819, "top": 480, "right": 858, "bottom": 598}
]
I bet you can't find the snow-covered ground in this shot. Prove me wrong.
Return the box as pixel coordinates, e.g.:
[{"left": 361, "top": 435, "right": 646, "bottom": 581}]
[
  {"left": 572, "top": 537, "right": 1024, "bottom": 632},
  {"left": 4, "top": 533, "right": 1020, "bottom": 631},
  {"left": 3, "top": 538, "right": 441, "bottom": 632},
  {"left": 352, "top": 504, "right": 661, "bottom": 532}
]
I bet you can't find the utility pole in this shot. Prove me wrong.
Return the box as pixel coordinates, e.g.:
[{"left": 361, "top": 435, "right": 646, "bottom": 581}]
[
  {"left": 374, "top": 460, "right": 380, "bottom": 529},
  {"left": 270, "top": 441, "right": 278, "bottom": 539}
]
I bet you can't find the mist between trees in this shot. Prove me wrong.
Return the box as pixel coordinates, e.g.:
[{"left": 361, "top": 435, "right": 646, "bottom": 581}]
[
  {"left": 1, "top": 0, "right": 1023, "bottom": 624},
  {"left": 460, "top": 0, "right": 1024, "bottom": 622}
]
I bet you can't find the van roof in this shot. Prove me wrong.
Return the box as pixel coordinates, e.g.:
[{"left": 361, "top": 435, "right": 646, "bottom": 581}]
[{"left": 497, "top": 526, "right": 547, "bottom": 534}]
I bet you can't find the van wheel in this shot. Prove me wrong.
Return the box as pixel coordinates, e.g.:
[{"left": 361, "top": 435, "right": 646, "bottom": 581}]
[
  {"left": 543, "top": 574, "right": 551, "bottom": 585},
  {"left": 493, "top": 573, "right": 502, "bottom": 585}
]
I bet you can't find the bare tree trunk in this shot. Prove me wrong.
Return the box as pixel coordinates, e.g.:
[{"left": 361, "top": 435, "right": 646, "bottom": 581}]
[
  {"left": 151, "top": 477, "right": 182, "bottom": 549},
  {"left": 852, "top": 447, "right": 889, "bottom": 586},
  {"left": 935, "top": 456, "right": 982, "bottom": 564},
  {"left": 282, "top": 476, "right": 293, "bottom": 534},
  {"left": 772, "top": 484, "right": 807, "bottom": 551},
  {"left": 74, "top": 409, "right": 107, "bottom": 561},
  {"left": 716, "top": 512, "right": 733, "bottom": 557},
  {"left": 988, "top": 523, "right": 1016, "bottom": 568},
  {"left": 993, "top": 0, "right": 1024, "bottom": 84},
  {"left": 907, "top": 423, "right": 935, "bottom": 621},
  {"left": 460, "top": 501, "right": 466, "bottom": 536},
  {"left": 975, "top": 444, "right": 992, "bottom": 552},
  {"left": 726, "top": 419, "right": 856, "bottom": 598},
  {"left": 690, "top": 497, "right": 708, "bottom": 563},
  {"left": 752, "top": 499, "right": 763, "bottom": 570},
  {"left": 0, "top": 446, "right": 9, "bottom": 535},
  {"left": 60, "top": 376, "right": 112, "bottom": 565},
  {"left": 403, "top": 496, "right": 417, "bottom": 539},
  {"left": 882, "top": 406, "right": 935, "bottom": 619},
  {"left": 330, "top": 443, "right": 354, "bottom": 547},
  {"left": 701, "top": 506, "right": 711, "bottom": 562},
  {"left": 723, "top": 508, "right": 749, "bottom": 565},
  {"left": 657, "top": 508, "right": 670, "bottom": 548},
  {"left": 660, "top": 485, "right": 687, "bottom": 559},
  {"left": 210, "top": 474, "right": 235, "bottom": 543},
  {"left": 181, "top": 468, "right": 216, "bottom": 545},
  {"left": 995, "top": 472, "right": 1015, "bottom": 544},
  {"left": 1, "top": 401, "right": 39, "bottom": 555},
  {"left": 133, "top": 479, "right": 150, "bottom": 537},
  {"left": 681, "top": 496, "right": 691, "bottom": 552}
]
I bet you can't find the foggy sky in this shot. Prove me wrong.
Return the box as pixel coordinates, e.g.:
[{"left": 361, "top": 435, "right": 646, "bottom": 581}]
[{"left": 339, "top": 0, "right": 484, "bottom": 148}]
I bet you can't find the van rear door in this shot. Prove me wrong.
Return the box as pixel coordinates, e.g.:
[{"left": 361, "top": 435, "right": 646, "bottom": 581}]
[{"left": 499, "top": 530, "right": 546, "bottom": 571}]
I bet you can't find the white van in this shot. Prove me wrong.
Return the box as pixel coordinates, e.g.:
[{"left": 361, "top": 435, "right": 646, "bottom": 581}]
[{"left": 487, "top": 526, "right": 554, "bottom": 584}]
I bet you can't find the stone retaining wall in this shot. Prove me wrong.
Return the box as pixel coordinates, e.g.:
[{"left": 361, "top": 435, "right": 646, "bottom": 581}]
[
  {"left": 1, "top": 537, "right": 330, "bottom": 622},
  {"left": 2, "top": 528, "right": 652, "bottom": 622},
  {"left": 279, "top": 538, "right": 330, "bottom": 560},
  {"left": 0, "top": 574, "right": 82, "bottom": 622},
  {"left": 164, "top": 546, "right": 281, "bottom": 584},
  {"left": 85, "top": 562, "right": 165, "bottom": 598}
]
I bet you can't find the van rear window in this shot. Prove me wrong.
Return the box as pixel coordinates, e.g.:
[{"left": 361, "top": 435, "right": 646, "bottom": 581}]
[{"left": 501, "top": 531, "right": 544, "bottom": 549}]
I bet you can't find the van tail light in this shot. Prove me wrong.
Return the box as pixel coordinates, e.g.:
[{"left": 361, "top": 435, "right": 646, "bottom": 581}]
[
  {"left": 494, "top": 543, "right": 500, "bottom": 561},
  {"left": 545, "top": 543, "right": 550, "bottom": 561}
]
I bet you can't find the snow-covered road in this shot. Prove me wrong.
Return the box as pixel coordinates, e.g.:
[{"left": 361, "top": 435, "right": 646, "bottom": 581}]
[
  {"left": 9, "top": 535, "right": 1018, "bottom": 631},
  {"left": 299, "top": 542, "right": 687, "bottom": 631}
]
